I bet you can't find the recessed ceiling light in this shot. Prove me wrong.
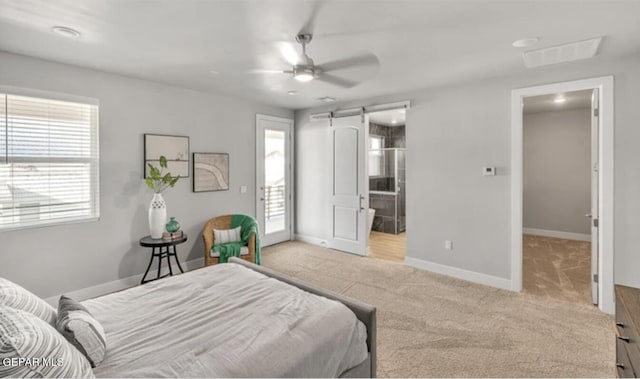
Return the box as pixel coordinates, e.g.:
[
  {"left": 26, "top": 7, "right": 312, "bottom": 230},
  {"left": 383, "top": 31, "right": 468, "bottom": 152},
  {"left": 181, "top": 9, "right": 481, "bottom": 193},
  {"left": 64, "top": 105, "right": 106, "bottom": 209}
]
[
  {"left": 287, "top": 91, "right": 298, "bottom": 95},
  {"left": 209, "top": 70, "right": 219, "bottom": 74},
  {"left": 553, "top": 97, "right": 567, "bottom": 104},
  {"left": 391, "top": 119, "right": 398, "bottom": 124},
  {"left": 512, "top": 37, "right": 539, "bottom": 48},
  {"left": 51, "top": 26, "right": 81, "bottom": 38},
  {"left": 318, "top": 96, "right": 336, "bottom": 103}
]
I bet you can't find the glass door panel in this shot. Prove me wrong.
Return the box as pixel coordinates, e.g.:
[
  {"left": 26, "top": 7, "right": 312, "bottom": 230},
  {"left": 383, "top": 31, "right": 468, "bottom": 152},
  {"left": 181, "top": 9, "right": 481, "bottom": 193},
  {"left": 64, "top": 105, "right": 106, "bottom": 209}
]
[
  {"left": 256, "top": 115, "right": 292, "bottom": 247},
  {"left": 264, "top": 129, "right": 286, "bottom": 235}
]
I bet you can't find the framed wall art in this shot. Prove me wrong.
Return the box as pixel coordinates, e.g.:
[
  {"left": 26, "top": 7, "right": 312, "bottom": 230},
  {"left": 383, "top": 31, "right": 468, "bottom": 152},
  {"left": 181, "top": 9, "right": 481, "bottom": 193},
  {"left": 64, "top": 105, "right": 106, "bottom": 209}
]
[
  {"left": 193, "top": 152, "right": 229, "bottom": 192},
  {"left": 144, "top": 134, "right": 189, "bottom": 178}
]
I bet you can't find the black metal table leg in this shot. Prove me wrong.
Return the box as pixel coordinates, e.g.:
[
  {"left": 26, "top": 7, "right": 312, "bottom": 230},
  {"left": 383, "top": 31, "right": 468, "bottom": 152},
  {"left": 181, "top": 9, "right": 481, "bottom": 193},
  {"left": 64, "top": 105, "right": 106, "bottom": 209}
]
[
  {"left": 173, "top": 245, "right": 184, "bottom": 273},
  {"left": 141, "top": 247, "right": 156, "bottom": 285},
  {"left": 166, "top": 246, "right": 173, "bottom": 276},
  {"left": 156, "top": 247, "right": 162, "bottom": 279}
]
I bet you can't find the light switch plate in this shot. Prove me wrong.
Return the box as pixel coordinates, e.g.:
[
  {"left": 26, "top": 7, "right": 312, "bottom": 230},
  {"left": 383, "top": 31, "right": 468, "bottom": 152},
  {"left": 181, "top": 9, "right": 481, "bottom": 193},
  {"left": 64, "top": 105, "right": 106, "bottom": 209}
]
[{"left": 240, "top": 185, "right": 247, "bottom": 193}]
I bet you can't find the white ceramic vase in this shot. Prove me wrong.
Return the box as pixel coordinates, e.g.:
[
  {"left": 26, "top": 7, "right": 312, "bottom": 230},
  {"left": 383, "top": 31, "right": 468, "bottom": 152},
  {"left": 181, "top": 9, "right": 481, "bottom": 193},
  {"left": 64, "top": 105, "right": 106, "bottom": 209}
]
[{"left": 148, "top": 193, "right": 167, "bottom": 239}]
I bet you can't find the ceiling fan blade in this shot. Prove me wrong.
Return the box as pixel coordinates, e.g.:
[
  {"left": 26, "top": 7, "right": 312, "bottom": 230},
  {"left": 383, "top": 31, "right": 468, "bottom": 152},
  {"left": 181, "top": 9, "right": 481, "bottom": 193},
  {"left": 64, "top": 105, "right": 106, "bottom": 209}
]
[
  {"left": 246, "top": 69, "right": 292, "bottom": 74},
  {"left": 299, "top": 1, "right": 322, "bottom": 35},
  {"left": 317, "top": 53, "right": 379, "bottom": 72},
  {"left": 316, "top": 74, "right": 358, "bottom": 88},
  {"left": 278, "top": 42, "right": 300, "bottom": 66}
]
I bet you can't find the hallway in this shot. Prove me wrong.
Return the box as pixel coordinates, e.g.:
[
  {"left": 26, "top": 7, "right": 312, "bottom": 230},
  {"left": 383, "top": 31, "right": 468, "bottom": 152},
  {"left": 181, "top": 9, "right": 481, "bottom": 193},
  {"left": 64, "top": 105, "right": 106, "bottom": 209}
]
[{"left": 523, "top": 234, "right": 592, "bottom": 304}]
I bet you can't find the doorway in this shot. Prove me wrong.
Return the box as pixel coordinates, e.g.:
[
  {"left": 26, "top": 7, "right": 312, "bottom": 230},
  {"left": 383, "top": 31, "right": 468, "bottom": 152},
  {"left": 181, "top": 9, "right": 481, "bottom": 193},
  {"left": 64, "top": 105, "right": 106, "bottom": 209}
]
[
  {"left": 256, "top": 114, "right": 293, "bottom": 247},
  {"left": 521, "top": 89, "right": 596, "bottom": 305},
  {"left": 510, "top": 76, "right": 614, "bottom": 314},
  {"left": 367, "top": 109, "right": 407, "bottom": 263},
  {"left": 325, "top": 102, "right": 410, "bottom": 258}
]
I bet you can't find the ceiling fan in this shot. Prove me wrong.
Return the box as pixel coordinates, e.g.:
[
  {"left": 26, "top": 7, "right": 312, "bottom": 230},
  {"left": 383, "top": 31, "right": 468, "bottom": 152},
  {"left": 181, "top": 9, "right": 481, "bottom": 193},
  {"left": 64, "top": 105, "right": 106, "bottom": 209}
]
[{"left": 253, "top": 33, "right": 379, "bottom": 88}]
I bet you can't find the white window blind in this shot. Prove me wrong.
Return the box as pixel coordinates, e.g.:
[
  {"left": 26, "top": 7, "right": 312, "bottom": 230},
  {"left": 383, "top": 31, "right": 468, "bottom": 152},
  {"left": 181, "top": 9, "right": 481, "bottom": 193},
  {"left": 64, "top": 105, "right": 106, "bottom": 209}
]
[{"left": 0, "top": 89, "right": 99, "bottom": 230}]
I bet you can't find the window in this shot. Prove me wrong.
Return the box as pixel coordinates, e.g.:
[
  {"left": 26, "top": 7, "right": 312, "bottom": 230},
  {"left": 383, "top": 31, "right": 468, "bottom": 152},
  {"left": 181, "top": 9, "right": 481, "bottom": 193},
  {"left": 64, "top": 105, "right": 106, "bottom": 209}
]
[
  {"left": 368, "top": 135, "right": 385, "bottom": 177},
  {"left": 0, "top": 88, "right": 99, "bottom": 230}
]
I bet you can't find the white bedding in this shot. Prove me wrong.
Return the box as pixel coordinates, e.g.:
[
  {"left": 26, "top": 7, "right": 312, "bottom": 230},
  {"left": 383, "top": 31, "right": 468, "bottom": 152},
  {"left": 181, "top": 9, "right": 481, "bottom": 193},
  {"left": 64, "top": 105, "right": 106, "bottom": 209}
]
[{"left": 82, "top": 263, "right": 368, "bottom": 378}]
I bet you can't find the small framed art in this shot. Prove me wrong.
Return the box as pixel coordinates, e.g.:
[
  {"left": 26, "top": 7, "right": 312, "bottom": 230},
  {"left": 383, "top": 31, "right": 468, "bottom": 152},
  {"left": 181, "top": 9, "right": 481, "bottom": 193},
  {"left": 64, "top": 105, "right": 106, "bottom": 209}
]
[
  {"left": 193, "top": 153, "right": 229, "bottom": 192},
  {"left": 144, "top": 134, "right": 190, "bottom": 178}
]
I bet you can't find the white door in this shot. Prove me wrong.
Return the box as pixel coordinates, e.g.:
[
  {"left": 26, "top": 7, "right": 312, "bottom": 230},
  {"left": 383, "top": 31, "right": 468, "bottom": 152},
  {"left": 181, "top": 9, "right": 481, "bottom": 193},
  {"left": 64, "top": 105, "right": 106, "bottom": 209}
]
[
  {"left": 590, "top": 89, "right": 599, "bottom": 305},
  {"left": 256, "top": 114, "right": 293, "bottom": 247},
  {"left": 329, "top": 114, "right": 368, "bottom": 255}
]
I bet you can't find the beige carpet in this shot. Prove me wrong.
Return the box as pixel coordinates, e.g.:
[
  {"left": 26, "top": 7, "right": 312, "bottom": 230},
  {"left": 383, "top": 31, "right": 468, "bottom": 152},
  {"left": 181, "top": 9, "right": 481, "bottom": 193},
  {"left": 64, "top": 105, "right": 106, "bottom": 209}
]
[
  {"left": 523, "top": 234, "right": 592, "bottom": 304},
  {"left": 262, "top": 241, "right": 614, "bottom": 378}
]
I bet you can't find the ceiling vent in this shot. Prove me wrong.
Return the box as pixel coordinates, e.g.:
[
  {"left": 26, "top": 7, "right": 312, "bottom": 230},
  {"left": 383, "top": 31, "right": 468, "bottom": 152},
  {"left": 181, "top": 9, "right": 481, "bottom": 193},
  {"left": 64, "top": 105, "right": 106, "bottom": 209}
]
[{"left": 522, "top": 37, "right": 602, "bottom": 68}]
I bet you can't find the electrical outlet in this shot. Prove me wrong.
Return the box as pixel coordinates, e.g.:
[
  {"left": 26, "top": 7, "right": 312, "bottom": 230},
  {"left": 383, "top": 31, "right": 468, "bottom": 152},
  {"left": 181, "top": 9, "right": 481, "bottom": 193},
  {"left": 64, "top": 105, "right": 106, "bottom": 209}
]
[{"left": 445, "top": 240, "right": 453, "bottom": 250}]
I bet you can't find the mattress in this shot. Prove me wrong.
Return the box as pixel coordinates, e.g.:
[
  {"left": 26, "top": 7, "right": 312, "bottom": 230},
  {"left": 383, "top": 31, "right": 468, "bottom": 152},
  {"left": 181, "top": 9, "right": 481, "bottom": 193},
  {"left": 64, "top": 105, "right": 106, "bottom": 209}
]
[{"left": 82, "top": 263, "right": 368, "bottom": 378}]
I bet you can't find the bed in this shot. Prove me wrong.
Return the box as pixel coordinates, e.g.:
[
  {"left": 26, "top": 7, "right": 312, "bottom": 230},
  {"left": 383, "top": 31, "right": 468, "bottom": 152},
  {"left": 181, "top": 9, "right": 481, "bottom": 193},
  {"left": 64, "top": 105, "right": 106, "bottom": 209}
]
[{"left": 81, "top": 258, "right": 376, "bottom": 378}]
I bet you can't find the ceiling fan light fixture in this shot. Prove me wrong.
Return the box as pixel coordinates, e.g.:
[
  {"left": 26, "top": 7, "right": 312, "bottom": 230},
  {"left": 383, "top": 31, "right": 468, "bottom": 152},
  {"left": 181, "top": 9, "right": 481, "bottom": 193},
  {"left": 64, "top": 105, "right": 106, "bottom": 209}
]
[{"left": 294, "top": 66, "right": 315, "bottom": 82}]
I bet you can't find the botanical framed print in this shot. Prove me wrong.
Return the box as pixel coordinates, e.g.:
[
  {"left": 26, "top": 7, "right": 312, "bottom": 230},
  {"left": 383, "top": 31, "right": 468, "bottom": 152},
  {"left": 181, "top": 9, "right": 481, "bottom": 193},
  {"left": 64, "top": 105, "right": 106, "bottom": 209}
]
[
  {"left": 193, "top": 153, "right": 229, "bottom": 192},
  {"left": 144, "top": 134, "right": 189, "bottom": 178}
]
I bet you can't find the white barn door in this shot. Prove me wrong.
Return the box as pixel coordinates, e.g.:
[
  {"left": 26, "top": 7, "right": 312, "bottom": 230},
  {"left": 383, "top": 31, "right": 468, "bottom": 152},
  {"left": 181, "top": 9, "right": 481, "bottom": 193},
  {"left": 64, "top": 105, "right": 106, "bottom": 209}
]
[{"left": 329, "top": 115, "right": 368, "bottom": 255}]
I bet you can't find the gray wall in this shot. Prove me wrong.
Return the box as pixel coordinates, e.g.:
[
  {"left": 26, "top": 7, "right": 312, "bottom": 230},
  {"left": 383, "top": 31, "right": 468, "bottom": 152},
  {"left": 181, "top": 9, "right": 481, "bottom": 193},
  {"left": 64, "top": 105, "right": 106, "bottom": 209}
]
[
  {"left": 295, "top": 53, "right": 640, "bottom": 288},
  {"left": 523, "top": 108, "right": 591, "bottom": 235},
  {"left": 0, "top": 51, "right": 293, "bottom": 298}
]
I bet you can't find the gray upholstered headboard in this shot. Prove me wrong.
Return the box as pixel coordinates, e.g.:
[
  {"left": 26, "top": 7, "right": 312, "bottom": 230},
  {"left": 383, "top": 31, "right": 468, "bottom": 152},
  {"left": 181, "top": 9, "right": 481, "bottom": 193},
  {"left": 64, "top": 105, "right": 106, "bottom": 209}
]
[{"left": 229, "top": 258, "right": 377, "bottom": 378}]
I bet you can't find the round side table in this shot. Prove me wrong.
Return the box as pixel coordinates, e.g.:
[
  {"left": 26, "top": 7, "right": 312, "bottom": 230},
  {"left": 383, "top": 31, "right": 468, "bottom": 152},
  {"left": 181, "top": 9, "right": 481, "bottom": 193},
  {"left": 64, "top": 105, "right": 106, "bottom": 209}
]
[{"left": 139, "top": 234, "right": 187, "bottom": 284}]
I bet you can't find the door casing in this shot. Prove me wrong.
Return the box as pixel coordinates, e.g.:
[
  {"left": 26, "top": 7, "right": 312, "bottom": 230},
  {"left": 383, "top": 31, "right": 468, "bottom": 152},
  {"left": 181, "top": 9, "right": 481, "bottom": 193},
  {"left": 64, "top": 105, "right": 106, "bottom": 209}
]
[
  {"left": 510, "top": 76, "right": 614, "bottom": 314},
  {"left": 590, "top": 88, "right": 599, "bottom": 305},
  {"left": 256, "top": 114, "right": 294, "bottom": 247}
]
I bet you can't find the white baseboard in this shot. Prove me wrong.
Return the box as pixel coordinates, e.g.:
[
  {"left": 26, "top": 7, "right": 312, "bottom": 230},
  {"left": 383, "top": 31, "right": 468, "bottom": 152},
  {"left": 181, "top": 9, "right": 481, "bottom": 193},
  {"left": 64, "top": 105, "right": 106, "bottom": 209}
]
[
  {"left": 523, "top": 228, "right": 590, "bottom": 242},
  {"left": 404, "top": 256, "right": 512, "bottom": 291},
  {"left": 294, "top": 234, "right": 329, "bottom": 247},
  {"left": 44, "top": 258, "right": 204, "bottom": 306}
]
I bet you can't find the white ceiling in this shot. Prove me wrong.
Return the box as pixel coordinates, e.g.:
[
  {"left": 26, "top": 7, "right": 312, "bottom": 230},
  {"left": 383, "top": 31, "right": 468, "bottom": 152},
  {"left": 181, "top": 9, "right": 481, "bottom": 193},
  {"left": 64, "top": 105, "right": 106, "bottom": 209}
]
[
  {"left": 1, "top": 1, "right": 639, "bottom": 110},
  {"left": 523, "top": 89, "right": 593, "bottom": 114}
]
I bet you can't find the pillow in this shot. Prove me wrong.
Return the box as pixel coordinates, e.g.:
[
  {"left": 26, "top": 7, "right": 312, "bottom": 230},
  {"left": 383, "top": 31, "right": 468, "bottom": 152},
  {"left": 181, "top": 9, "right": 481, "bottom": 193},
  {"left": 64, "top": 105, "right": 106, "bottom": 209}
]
[
  {"left": 0, "top": 277, "right": 57, "bottom": 326},
  {"left": 0, "top": 305, "right": 94, "bottom": 378},
  {"left": 56, "top": 295, "right": 107, "bottom": 368},
  {"left": 213, "top": 226, "right": 242, "bottom": 244}
]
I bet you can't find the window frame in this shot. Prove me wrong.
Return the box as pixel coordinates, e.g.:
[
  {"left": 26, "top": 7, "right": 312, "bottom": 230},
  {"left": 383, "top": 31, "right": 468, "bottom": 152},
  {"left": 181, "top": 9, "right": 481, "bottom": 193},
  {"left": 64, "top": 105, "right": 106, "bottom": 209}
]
[
  {"left": 368, "top": 134, "right": 385, "bottom": 178},
  {"left": 0, "top": 86, "right": 100, "bottom": 232}
]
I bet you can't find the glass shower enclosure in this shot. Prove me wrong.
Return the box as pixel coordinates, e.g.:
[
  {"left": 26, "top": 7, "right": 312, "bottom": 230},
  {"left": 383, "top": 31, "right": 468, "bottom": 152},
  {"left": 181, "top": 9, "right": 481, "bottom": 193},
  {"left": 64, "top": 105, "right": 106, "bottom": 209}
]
[{"left": 369, "top": 148, "right": 406, "bottom": 234}]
